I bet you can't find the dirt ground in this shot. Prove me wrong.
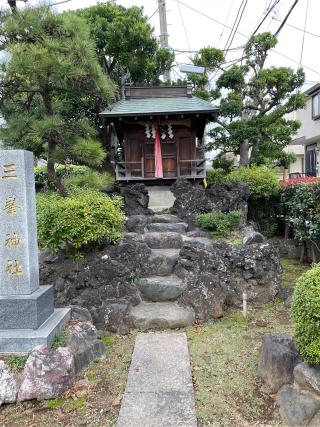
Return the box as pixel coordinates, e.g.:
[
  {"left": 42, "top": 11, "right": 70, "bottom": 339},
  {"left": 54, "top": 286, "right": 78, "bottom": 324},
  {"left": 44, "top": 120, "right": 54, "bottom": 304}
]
[{"left": 0, "top": 258, "right": 309, "bottom": 427}]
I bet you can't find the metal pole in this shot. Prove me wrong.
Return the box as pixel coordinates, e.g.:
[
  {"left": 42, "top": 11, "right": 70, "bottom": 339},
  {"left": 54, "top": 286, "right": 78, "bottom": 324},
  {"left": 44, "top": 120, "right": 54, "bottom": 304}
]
[{"left": 158, "top": 0, "right": 170, "bottom": 81}]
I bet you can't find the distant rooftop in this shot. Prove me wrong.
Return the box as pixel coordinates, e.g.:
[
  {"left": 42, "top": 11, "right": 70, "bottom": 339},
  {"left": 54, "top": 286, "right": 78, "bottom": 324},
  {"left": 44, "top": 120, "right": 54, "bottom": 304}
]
[{"left": 100, "top": 85, "right": 218, "bottom": 118}]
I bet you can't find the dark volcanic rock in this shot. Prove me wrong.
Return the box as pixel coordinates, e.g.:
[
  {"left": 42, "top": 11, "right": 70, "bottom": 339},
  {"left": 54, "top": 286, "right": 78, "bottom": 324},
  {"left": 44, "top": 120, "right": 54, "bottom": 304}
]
[
  {"left": 175, "top": 239, "right": 281, "bottom": 320},
  {"left": 170, "top": 179, "right": 250, "bottom": 227},
  {"left": 121, "top": 183, "right": 152, "bottom": 216},
  {"left": 258, "top": 333, "right": 301, "bottom": 392},
  {"left": 40, "top": 235, "right": 150, "bottom": 333},
  {"left": 243, "top": 226, "right": 265, "bottom": 245}
]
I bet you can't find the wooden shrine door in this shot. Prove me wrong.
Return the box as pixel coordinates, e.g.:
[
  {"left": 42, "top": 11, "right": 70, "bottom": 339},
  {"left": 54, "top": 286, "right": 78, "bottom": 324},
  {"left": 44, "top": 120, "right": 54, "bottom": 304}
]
[{"left": 144, "top": 139, "right": 177, "bottom": 178}]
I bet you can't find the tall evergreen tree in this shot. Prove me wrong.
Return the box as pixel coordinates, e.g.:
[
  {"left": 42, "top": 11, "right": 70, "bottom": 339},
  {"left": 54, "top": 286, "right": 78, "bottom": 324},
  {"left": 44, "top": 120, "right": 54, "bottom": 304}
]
[
  {"left": 76, "top": 2, "right": 174, "bottom": 98},
  {"left": 0, "top": 5, "right": 115, "bottom": 194},
  {"left": 192, "top": 33, "right": 306, "bottom": 165}
]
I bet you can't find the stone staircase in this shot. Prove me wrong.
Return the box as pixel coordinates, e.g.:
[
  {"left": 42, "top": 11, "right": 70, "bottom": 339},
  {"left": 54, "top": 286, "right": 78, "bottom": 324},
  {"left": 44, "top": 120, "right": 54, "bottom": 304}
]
[{"left": 128, "top": 214, "right": 195, "bottom": 330}]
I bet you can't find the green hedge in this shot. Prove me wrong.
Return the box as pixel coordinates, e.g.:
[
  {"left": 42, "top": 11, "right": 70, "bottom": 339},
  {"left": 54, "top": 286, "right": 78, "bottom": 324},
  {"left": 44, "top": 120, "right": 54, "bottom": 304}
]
[
  {"left": 292, "top": 263, "right": 320, "bottom": 363},
  {"left": 196, "top": 210, "right": 242, "bottom": 237},
  {"left": 37, "top": 189, "right": 125, "bottom": 256}
]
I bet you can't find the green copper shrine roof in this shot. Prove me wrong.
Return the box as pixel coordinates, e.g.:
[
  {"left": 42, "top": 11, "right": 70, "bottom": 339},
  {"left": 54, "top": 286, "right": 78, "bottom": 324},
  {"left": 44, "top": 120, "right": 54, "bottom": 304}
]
[{"left": 100, "top": 96, "right": 218, "bottom": 118}]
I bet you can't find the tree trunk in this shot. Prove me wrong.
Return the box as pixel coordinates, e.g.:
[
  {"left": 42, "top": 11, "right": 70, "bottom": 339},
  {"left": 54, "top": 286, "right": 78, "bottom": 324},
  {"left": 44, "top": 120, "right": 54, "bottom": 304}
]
[
  {"left": 239, "top": 140, "right": 250, "bottom": 167},
  {"left": 47, "top": 139, "right": 68, "bottom": 197},
  {"left": 41, "top": 87, "right": 68, "bottom": 197}
]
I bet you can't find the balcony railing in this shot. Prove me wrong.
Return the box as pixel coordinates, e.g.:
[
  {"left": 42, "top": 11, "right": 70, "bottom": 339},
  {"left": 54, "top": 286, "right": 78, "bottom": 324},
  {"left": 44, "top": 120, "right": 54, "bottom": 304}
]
[{"left": 115, "top": 158, "right": 206, "bottom": 180}]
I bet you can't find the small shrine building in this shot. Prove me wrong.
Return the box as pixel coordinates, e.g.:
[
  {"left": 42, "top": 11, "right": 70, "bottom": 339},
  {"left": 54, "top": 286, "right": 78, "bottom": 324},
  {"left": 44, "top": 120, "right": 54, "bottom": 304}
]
[{"left": 100, "top": 85, "right": 218, "bottom": 181}]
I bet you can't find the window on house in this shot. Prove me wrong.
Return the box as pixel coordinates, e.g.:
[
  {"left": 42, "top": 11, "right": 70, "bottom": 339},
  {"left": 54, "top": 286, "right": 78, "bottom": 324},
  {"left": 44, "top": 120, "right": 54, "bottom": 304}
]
[{"left": 312, "top": 92, "right": 320, "bottom": 119}]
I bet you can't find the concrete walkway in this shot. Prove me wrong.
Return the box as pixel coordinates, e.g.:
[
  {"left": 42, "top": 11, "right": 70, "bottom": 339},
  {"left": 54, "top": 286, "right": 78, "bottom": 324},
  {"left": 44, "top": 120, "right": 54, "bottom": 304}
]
[{"left": 117, "top": 332, "right": 197, "bottom": 427}]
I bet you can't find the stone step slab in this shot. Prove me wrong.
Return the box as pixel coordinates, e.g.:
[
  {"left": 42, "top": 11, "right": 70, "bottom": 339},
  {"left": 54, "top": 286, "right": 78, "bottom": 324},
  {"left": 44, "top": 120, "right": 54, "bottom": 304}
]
[
  {"left": 138, "top": 275, "right": 186, "bottom": 302},
  {"left": 146, "top": 249, "right": 180, "bottom": 276},
  {"left": 143, "top": 232, "right": 183, "bottom": 249},
  {"left": 129, "top": 302, "right": 195, "bottom": 330},
  {"left": 150, "top": 214, "right": 182, "bottom": 224},
  {"left": 117, "top": 332, "right": 197, "bottom": 427},
  {"left": 147, "top": 222, "right": 188, "bottom": 234}
]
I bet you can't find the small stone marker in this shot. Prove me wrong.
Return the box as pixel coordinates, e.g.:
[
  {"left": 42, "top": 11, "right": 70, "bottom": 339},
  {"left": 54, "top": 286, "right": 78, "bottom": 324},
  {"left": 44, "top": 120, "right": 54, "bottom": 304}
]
[{"left": 0, "top": 150, "right": 70, "bottom": 353}]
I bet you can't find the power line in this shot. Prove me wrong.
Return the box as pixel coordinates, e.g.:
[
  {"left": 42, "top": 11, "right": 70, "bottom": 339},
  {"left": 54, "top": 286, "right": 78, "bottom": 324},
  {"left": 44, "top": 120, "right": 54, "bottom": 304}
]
[
  {"left": 275, "top": 0, "right": 300, "bottom": 36},
  {"left": 175, "top": 0, "right": 248, "bottom": 39},
  {"left": 272, "top": 16, "right": 320, "bottom": 39},
  {"left": 148, "top": 7, "right": 159, "bottom": 20},
  {"left": 173, "top": 0, "right": 320, "bottom": 78},
  {"left": 299, "top": 0, "right": 309, "bottom": 65},
  {"left": 224, "top": 0, "right": 248, "bottom": 51},
  {"left": 176, "top": 0, "right": 191, "bottom": 53},
  {"left": 217, "top": 0, "right": 235, "bottom": 48},
  {"left": 250, "top": 0, "right": 280, "bottom": 37}
]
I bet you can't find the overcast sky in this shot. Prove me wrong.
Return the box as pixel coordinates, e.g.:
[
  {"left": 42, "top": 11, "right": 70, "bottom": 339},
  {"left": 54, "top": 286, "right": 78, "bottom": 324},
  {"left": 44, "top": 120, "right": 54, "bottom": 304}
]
[{"left": 1, "top": 0, "right": 319, "bottom": 88}]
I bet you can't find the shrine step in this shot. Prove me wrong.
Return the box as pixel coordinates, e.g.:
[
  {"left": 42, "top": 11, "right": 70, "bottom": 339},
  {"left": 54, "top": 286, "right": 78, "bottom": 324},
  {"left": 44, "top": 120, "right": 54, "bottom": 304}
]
[
  {"left": 138, "top": 275, "right": 186, "bottom": 302},
  {"left": 143, "top": 232, "right": 183, "bottom": 249},
  {"left": 146, "top": 249, "right": 180, "bottom": 276},
  {"left": 129, "top": 302, "right": 195, "bottom": 330},
  {"left": 149, "top": 214, "right": 182, "bottom": 224},
  {"left": 147, "top": 222, "right": 188, "bottom": 234}
]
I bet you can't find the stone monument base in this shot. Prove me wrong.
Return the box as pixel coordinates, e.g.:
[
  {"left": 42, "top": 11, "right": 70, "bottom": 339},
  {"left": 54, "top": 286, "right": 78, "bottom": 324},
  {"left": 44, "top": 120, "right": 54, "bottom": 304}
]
[
  {"left": 0, "top": 285, "right": 54, "bottom": 329},
  {"left": 0, "top": 308, "right": 71, "bottom": 353}
]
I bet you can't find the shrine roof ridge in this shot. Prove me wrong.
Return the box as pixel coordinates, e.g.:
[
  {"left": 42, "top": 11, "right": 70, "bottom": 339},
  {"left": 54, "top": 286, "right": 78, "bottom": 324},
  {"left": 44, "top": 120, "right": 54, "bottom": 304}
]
[{"left": 100, "top": 96, "right": 219, "bottom": 118}]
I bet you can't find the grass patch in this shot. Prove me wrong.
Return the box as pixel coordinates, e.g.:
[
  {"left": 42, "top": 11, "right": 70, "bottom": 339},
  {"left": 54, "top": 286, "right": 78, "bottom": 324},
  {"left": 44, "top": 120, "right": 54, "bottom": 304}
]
[
  {"left": 46, "top": 398, "right": 65, "bottom": 410},
  {"left": 52, "top": 331, "right": 67, "bottom": 348},
  {"left": 188, "top": 303, "right": 292, "bottom": 426},
  {"left": 189, "top": 258, "right": 312, "bottom": 426},
  {"left": 280, "top": 257, "right": 310, "bottom": 289},
  {"left": 7, "top": 355, "right": 28, "bottom": 371}
]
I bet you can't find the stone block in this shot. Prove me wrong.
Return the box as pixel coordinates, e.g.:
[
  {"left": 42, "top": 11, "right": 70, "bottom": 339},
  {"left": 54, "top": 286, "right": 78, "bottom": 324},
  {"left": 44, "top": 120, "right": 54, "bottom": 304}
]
[
  {"left": 0, "top": 308, "right": 71, "bottom": 353},
  {"left": 138, "top": 275, "right": 186, "bottom": 302},
  {"left": 277, "top": 384, "right": 320, "bottom": 427},
  {"left": 0, "top": 285, "right": 54, "bottom": 329},
  {"left": 65, "top": 321, "right": 105, "bottom": 374},
  {"left": 258, "top": 333, "right": 301, "bottom": 392},
  {"left": 294, "top": 362, "right": 320, "bottom": 395}
]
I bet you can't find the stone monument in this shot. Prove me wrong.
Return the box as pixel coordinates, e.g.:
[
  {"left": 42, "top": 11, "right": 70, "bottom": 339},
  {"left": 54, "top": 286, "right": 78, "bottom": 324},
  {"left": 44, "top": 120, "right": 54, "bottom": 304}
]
[{"left": 0, "top": 150, "right": 70, "bottom": 352}]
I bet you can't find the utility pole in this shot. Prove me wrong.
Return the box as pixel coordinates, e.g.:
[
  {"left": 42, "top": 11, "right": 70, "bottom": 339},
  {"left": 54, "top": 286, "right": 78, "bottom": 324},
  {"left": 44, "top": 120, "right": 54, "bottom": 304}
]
[{"left": 158, "top": 0, "right": 170, "bottom": 81}]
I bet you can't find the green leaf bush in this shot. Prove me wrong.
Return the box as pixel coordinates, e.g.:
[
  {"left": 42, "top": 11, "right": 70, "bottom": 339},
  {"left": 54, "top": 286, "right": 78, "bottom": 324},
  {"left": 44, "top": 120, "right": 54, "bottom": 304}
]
[
  {"left": 196, "top": 210, "right": 242, "bottom": 237},
  {"left": 225, "top": 166, "right": 280, "bottom": 200},
  {"left": 292, "top": 263, "right": 320, "bottom": 363},
  {"left": 35, "top": 164, "right": 89, "bottom": 188},
  {"left": 281, "top": 183, "right": 320, "bottom": 242},
  {"left": 63, "top": 170, "right": 114, "bottom": 192},
  {"left": 206, "top": 168, "right": 227, "bottom": 185},
  {"left": 37, "top": 189, "right": 125, "bottom": 256}
]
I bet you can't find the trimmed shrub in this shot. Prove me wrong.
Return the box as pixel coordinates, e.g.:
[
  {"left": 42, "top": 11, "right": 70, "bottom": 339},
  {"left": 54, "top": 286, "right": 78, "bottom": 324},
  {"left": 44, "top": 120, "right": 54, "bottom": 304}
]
[
  {"left": 37, "top": 189, "right": 125, "bottom": 256},
  {"left": 225, "top": 166, "right": 280, "bottom": 200},
  {"left": 211, "top": 158, "right": 233, "bottom": 173},
  {"left": 281, "top": 183, "right": 320, "bottom": 242},
  {"left": 63, "top": 170, "right": 114, "bottom": 192},
  {"left": 292, "top": 263, "right": 320, "bottom": 363},
  {"left": 206, "top": 168, "right": 227, "bottom": 185},
  {"left": 35, "top": 164, "right": 89, "bottom": 188},
  {"left": 196, "top": 210, "right": 242, "bottom": 237}
]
